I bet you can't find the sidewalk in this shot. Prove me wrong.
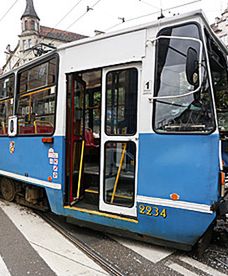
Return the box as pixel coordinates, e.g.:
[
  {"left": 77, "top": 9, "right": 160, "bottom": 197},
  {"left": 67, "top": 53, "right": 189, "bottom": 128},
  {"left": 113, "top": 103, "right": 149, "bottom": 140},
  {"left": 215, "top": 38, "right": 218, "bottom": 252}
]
[{"left": 0, "top": 201, "right": 107, "bottom": 276}]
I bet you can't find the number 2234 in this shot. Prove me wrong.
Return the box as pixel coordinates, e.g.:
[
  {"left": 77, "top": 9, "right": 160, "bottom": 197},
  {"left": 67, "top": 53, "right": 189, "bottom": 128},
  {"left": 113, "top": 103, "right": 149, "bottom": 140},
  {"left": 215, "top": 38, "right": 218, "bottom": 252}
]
[{"left": 139, "top": 204, "right": 167, "bottom": 218}]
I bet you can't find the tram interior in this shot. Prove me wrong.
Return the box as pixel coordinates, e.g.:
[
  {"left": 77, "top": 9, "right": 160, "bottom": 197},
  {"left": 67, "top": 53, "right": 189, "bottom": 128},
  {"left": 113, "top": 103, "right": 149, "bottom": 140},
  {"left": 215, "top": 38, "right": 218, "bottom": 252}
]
[{"left": 66, "top": 68, "right": 137, "bottom": 211}]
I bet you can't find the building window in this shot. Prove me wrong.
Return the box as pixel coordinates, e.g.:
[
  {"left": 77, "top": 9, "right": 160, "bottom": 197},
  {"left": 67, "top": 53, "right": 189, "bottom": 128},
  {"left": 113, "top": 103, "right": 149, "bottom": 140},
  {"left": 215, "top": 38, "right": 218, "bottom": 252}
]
[
  {"left": 28, "top": 39, "right": 32, "bottom": 49},
  {"left": 35, "top": 21, "right": 39, "bottom": 31},
  {"left": 25, "top": 20, "right": 28, "bottom": 30},
  {"left": 31, "top": 20, "right": 35, "bottom": 30},
  {"left": 23, "top": 40, "right": 27, "bottom": 50}
]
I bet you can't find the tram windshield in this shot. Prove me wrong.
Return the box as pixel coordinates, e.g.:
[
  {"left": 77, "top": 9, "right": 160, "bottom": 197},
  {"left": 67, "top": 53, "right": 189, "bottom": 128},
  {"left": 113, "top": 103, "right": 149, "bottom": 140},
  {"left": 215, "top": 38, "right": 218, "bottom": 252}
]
[
  {"left": 153, "top": 23, "right": 215, "bottom": 133},
  {"left": 205, "top": 32, "right": 228, "bottom": 133}
]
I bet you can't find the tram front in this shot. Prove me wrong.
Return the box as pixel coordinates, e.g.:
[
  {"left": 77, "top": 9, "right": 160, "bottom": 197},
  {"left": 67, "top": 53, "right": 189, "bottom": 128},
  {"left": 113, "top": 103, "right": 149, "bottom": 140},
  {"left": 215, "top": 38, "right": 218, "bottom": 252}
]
[{"left": 143, "top": 19, "right": 228, "bottom": 248}]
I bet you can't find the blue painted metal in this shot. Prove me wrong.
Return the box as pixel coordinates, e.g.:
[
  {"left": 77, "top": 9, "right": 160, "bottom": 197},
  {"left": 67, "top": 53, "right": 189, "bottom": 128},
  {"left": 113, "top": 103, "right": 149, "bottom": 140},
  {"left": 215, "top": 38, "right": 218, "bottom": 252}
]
[
  {"left": 137, "top": 133, "right": 220, "bottom": 205},
  {"left": 0, "top": 132, "right": 220, "bottom": 247},
  {"left": 0, "top": 136, "right": 65, "bottom": 187}
]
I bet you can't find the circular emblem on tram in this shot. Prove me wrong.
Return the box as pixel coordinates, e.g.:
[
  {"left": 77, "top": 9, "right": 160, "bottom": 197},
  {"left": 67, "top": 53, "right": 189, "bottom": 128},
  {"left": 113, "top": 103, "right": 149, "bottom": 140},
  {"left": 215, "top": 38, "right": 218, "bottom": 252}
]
[{"left": 9, "top": 141, "right": 15, "bottom": 154}]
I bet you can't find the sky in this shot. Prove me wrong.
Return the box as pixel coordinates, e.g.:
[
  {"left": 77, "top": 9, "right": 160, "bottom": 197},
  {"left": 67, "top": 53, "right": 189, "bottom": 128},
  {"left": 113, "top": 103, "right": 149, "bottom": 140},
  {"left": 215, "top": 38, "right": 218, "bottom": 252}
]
[{"left": 0, "top": 0, "right": 228, "bottom": 67}]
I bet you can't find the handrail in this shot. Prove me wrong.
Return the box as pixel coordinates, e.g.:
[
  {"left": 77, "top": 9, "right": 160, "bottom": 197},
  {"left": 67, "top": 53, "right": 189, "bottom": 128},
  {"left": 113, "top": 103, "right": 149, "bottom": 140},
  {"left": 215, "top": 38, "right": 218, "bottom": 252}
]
[
  {"left": 76, "top": 140, "right": 85, "bottom": 200},
  {"left": 34, "top": 120, "right": 53, "bottom": 134},
  {"left": 111, "top": 143, "right": 127, "bottom": 204},
  {"left": 1, "top": 121, "right": 6, "bottom": 134},
  {"left": 149, "top": 35, "right": 203, "bottom": 100}
]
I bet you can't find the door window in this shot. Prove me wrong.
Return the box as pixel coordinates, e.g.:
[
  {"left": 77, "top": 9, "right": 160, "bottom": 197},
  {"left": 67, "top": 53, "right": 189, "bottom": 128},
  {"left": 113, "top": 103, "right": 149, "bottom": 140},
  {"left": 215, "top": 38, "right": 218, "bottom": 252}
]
[
  {"left": 105, "top": 68, "right": 138, "bottom": 135},
  {"left": 104, "top": 141, "right": 136, "bottom": 207}
]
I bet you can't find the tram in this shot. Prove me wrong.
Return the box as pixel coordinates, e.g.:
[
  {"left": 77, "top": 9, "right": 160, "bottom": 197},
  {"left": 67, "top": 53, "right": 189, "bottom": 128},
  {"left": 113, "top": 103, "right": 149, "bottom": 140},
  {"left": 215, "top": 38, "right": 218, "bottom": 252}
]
[{"left": 0, "top": 10, "right": 227, "bottom": 250}]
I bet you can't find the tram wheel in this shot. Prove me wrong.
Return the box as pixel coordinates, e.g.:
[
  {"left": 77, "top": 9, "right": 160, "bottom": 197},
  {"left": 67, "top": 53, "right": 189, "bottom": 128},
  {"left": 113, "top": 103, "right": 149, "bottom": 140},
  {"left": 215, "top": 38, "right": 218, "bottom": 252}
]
[{"left": 0, "top": 178, "right": 16, "bottom": 202}]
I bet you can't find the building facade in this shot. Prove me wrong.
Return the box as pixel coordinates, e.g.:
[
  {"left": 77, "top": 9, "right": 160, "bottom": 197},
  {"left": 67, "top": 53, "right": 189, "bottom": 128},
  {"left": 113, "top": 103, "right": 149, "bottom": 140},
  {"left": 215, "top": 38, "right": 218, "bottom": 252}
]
[
  {"left": 2, "top": 0, "right": 87, "bottom": 74},
  {"left": 211, "top": 7, "right": 228, "bottom": 47}
]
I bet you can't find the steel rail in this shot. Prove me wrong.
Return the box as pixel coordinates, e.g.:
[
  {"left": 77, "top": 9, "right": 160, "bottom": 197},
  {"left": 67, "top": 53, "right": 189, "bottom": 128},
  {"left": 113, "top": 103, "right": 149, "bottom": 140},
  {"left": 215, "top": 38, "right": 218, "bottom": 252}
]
[{"left": 36, "top": 211, "right": 124, "bottom": 276}]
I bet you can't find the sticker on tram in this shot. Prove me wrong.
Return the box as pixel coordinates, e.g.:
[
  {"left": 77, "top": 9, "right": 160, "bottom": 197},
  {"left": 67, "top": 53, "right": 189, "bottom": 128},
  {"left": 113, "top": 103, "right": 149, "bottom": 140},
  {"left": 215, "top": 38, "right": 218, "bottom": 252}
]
[
  {"left": 53, "top": 165, "right": 58, "bottom": 172},
  {"left": 53, "top": 172, "right": 58, "bottom": 179},
  {"left": 54, "top": 158, "right": 58, "bottom": 165},
  {"left": 49, "top": 158, "right": 54, "bottom": 165},
  {"left": 9, "top": 141, "right": 15, "bottom": 154},
  {"left": 139, "top": 204, "right": 167, "bottom": 218},
  {"left": 48, "top": 148, "right": 54, "bottom": 158}
]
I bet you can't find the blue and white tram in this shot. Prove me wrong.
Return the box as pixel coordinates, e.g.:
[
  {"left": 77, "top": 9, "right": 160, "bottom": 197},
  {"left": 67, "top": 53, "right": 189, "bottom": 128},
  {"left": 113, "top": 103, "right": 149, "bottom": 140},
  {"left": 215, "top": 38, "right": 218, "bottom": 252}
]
[{"left": 0, "top": 10, "right": 227, "bottom": 250}]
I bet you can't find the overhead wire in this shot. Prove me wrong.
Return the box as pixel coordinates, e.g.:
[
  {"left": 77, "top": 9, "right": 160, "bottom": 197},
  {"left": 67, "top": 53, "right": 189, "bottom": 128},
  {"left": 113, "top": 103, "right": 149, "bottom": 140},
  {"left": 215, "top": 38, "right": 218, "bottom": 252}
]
[
  {"left": 105, "top": 0, "right": 202, "bottom": 32},
  {"left": 0, "top": 0, "right": 19, "bottom": 23},
  {"left": 66, "top": 0, "right": 103, "bottom": 30},
  {"left": 45, "top": 0, "right": 103, "bottom": 47}
]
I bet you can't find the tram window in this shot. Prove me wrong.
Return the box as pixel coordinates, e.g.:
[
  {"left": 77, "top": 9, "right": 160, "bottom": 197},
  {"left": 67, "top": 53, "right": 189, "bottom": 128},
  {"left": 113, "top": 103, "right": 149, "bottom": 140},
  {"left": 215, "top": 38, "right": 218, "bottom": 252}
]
[
  {"left": 0, "top": 100, "right": 13, "bottom": 135},
  {"left": 153, "top": 24, "right": 214, "bottom": 133},
  {"left": 105, "top": 68, "right": 138, "bottom": 135},
  {"left": 104, "top": 141, "right": 135, "bottom": 207},
  {"left": 0, "top": 75, "right": 14, "bottom": 99},
  {"left": 19, "top": 57, "right": 57, "bottom": 93},
  {"left": 17, "top": 57, "right": 57, "bottom": 135},
  {"left": 0, "top": 75, "right": 14, "bottom": 136}
]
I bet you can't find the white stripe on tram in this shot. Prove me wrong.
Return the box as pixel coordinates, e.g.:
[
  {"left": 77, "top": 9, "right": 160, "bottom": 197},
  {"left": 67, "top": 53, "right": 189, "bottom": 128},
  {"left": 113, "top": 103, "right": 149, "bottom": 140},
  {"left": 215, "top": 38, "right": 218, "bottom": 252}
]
[
  {"left": 0, "top": 256, "right": 11, "bottom": 276},
  {"left": 0, "top": 169, "right": 61, "bottom": 190},
  {"left": 137, "top": 195, "right": 213, "bottom": 214}
]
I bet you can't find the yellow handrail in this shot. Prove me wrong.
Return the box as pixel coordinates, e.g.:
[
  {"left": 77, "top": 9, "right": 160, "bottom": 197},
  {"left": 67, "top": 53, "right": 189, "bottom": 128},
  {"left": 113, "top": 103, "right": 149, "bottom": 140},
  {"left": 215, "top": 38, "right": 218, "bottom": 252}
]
[
  {"left": 111, "top": 143, "right": 127, "bottom": 204},
  {"left": 34, "top": 120, "right": 53, "bottom": 134},
  {"left": 76, "top": 140, "right": 85, "bottom": 199},
  {"left": 1, "top": 122, "right": 6, "bottom": 134}
]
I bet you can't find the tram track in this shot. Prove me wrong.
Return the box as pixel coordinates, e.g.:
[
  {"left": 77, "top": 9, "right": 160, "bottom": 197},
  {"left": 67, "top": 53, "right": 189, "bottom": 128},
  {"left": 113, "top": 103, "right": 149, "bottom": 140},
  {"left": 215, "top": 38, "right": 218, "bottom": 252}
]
[
  {"left": 0, "top": 196, "right": 227, "bottom": 275},
  {"left": 35, "top": 211, "right": 125, "bottom": 276},
  {"left": 35, "top": 210, "right": 228, "bottom": 276}
]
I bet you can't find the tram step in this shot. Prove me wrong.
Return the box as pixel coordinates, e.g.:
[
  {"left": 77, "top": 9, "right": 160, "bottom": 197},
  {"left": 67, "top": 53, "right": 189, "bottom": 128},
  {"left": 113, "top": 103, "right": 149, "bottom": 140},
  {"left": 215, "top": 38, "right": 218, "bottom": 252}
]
[
  {"left": 84, "top": 187, "right": 99, "bottom": 205},
  {"left": 84, "top": 187, "right": 133, "bottom": 206}
]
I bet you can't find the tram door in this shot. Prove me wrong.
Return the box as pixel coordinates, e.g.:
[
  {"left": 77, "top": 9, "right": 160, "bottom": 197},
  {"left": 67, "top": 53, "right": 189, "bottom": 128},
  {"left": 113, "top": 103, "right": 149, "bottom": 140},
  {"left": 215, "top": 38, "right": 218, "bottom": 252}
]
[
  {"left": 66, "top": 71, "right": 101, "bottom": 206},
  {"left": 99, "top": 65, "right": 139, "bottom": 217}
]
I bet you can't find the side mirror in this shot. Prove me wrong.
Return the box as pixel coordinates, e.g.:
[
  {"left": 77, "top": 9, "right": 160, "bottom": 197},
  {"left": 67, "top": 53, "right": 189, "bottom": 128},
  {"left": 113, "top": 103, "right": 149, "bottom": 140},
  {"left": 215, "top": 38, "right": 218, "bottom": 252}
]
[{"left": 186, "top": 47, "right": 199, "bottom": 86}]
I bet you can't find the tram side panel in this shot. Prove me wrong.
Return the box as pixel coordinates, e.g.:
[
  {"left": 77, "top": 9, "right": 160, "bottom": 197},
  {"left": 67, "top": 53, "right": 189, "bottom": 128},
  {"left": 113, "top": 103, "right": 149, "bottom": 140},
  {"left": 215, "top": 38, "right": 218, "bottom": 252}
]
[
  {"left": 0, "top": 135, "right": 65, "bottom": 209},
  {"left": 136, "top": 133, "right": 219, "bottom": 245}
]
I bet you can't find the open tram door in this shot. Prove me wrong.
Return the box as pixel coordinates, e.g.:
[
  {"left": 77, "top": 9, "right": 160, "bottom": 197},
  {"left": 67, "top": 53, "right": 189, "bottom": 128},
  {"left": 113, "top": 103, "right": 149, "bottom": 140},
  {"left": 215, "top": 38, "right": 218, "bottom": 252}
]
[
  {"left": 99, "top": 65, "right": 139, "bottom": 217},
  {"left": 66, "top": 71, "right": 101, "bottom": 207}
]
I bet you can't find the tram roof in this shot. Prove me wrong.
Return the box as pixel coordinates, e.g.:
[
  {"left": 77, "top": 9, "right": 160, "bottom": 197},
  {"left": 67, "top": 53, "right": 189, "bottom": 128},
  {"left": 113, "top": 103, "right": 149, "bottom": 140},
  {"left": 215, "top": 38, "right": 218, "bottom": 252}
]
[
  {"left": 57, "top": 9, "right": 228, "bottom": 55},
  {"left": 1, "top": 10, "right": 227, "bottom": 79}
]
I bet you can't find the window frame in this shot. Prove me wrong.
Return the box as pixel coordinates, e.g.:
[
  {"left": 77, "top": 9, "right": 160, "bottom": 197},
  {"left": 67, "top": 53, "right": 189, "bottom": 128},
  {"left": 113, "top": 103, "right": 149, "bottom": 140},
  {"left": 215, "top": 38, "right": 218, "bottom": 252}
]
[
  {"left": 16, "top": 54, "right": 59, "bottom": 137},
  {"left": 152, "top": 21, "right": 216, "bottom": 135},
  {"left": 104, "top": 67, "right": 138, "bottom": 137},
  {"left": 103, "top": 140, "right": 136, "bottom": 208},
  {"left": 0, "top": 73, "right": 15, "bottom": 137}
]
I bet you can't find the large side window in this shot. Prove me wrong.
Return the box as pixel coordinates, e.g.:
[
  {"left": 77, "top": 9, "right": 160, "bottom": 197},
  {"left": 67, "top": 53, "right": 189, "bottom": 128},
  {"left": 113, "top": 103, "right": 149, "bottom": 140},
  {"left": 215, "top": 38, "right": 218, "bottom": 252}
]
[
  {"left": 153, "top": 24, "right": 214, "bottom": 133},
  {"left": 105, "top": 68, "right": 138, "bottom": 135},
  {"left": 17, "top": 56, "right": 58, "bottom": 135},
  {"left": 0, "top": 75, "right": 14, "bottom": 135}
]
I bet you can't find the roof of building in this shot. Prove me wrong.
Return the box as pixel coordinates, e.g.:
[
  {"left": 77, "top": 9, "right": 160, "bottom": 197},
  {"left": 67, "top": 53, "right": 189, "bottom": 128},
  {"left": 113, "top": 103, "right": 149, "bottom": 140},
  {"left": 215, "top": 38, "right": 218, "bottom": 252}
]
[
  {"left": 39, "top": 26, "right": 88, "bottom": 42},
  {"left": 21, "top": 0, "right": 40, "bottom": 20}
]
